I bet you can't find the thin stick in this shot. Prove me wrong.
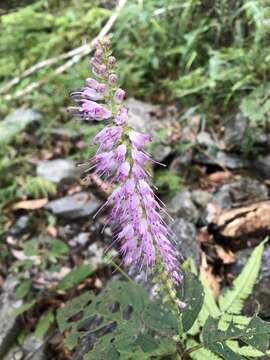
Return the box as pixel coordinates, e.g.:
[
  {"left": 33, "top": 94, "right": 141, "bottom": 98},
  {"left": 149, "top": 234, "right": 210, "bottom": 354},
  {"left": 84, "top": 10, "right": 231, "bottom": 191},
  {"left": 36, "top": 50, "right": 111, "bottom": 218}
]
[{"left": 1, "top": 0, "right": 127, "bottom": 101}]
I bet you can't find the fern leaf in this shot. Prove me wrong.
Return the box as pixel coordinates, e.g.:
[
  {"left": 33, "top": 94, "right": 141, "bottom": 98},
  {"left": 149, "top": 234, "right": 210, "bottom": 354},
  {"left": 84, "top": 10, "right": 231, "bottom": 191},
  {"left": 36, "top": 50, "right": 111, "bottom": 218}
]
[
  {"left": 227, "top": 340, "right": 268, "bottom": 358},
  {"left": 187, "top": 339, "right": 222, "bottom": 360},
  {"left": 218, "top": 241, "right": 265, "bottom": 315},
  {"left": 219, "top": 314, "right": 251, "bottom": 331}
]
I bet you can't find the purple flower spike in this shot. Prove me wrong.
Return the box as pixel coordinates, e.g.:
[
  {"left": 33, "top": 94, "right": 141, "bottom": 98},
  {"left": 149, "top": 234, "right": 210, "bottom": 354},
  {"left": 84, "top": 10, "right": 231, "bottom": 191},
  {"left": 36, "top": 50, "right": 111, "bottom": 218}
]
[{"left": 68, "top": 39, "right": 182, "bottom": 286}]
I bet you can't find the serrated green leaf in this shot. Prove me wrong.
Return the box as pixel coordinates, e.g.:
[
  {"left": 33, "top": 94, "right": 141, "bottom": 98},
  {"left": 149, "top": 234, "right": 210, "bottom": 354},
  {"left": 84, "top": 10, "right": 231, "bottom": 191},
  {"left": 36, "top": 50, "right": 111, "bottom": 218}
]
[
  {"left": 58, "top": 264, "right": 94, "bottom": 290},
  {"left": 218, "top": 241, "right": 265, "bottom": 315},
  {"left": 34, "top": 310, "right": 54, "bottom": 339}
]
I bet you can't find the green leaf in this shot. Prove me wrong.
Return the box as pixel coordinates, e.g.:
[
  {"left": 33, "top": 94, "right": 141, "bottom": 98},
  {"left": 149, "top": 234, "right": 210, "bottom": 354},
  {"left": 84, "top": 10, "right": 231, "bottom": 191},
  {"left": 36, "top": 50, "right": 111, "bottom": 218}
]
[
  {"left": 202, "top": 316, "right": 270, "bottom": 359},
  {"left": 57, "top": 280, "right": 176, "bottom": 358},
  {"left": 23, "top": 239, "right": 39, "bottom": 257},
  {"left": 16, "top": 279, "right": 31, "bottom": 299},
  {"left": 49, "top": 239, "right": 69, "bottom": 256},
  {"left": 34, "top": 310, "right": 54, "bottom": 339},
  {"left": 177, "top": 270, "right": 204, "bottom": 332},
  {"left": 143, "top": 300, "right": 178, "bottom": 336},
  {"left": 58, "top": 265, "right": 94, "bottom": 291},
  {"left": 187, "top": 339, "right": 223, "bottom": 360},
  {"left": 218, "top": 241, "right": 265, "bottom": 315},
  {"left": 14, "top": 300, "right": 36, "bottom": 316}
]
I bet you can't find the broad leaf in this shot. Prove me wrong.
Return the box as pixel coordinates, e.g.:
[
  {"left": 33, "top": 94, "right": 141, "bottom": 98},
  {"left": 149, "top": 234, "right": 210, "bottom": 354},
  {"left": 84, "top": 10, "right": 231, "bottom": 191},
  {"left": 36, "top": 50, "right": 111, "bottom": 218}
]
[
  {"left": 177, "top": 270, "right": 204, "bottom": 332},
  {"left": 58, "top": 264, "right": 94, "bottom": 291},
  {"left": 57, "top": 280, "right": 176, "bottom": 358}
]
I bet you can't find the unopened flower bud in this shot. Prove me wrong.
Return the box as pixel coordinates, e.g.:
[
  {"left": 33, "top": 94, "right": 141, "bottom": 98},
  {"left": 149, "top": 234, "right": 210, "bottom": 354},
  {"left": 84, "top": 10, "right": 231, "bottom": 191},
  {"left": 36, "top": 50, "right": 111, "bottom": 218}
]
[
  {"left": 114, "top": 88, "right": 126, "bottom": 103},
  {"left": 92, "top": 39, "right": 100, "bottom": 49},
  {"left": 108, "top": 56, "right": 116, "bottom": 66},
  {"left": 103, "top": 37, "right": 111, "bottom": 48},
  {"left": 108, "top": 74, "right": 118, "bottom": 85},
  {"left": 99, "top": 64, "right": 107, "bottom": 75},
  {"left": 95, "top": 49, "right": 103, "bottom": 59},
  {"left": 96, "top": 83, "right": 107, "bottom": 94}
]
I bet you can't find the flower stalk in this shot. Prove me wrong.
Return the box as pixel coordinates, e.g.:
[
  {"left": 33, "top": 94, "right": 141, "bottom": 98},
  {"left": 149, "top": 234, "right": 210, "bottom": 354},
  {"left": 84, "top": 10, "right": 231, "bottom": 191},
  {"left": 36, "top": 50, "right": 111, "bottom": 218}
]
[{"left": 68, "top": 38, "right": 183, "bottom": 302}]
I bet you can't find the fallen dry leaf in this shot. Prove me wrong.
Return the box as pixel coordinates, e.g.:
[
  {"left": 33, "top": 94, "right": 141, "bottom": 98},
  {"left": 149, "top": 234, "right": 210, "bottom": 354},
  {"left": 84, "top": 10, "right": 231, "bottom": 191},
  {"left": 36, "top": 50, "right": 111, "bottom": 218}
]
[
  {"left": 215, "top": 245, "right": 235, "bottom": 264},
  {"left": 47, "top": 225, "right": 58, "bottom": 237},
  {"left": 12, "top": 198, "right": 48, "bottom": 210},
  {"left": 208, "top": 171, "right": 232, "bottom": 184},
  {"left": 197, "top": 227, "right": 214, "bottom": 244},
  {"left": 200, "top": 252, "right": 221, "bottom": 299}
]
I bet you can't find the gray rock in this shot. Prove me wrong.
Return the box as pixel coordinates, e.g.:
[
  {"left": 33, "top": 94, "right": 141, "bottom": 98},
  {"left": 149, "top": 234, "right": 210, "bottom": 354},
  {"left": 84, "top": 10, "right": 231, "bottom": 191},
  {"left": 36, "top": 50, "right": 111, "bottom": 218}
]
[
  {"left": 0, "top": 108, "right": 41, "bottom": 145},
  {"left": 37, "top": 159, "right": 79, "bottom": 184},
  {"left": 254, "top": 154, "right": 270, "bottom": 179},
  {"left": 23, "top": 335, "right": 47, "bottom": 360},
  {"left": 212, "top": 177, "right": 268, "bottom": 210},
  {"left": 46, "top": 192, "right": 101, "bottom": 219},
  {"left": 70, "top": 232, "right": 90, "bottom": 247},
  {"left": 224, "top": 111, "right": 248, "bottom": 150},
  {"left": 3, "top": 346, "right": 23, "bottom": 360},
  {"left": 126, "top": 98, "right": 176, "bottom": 161},
  {"left": 0, "top": 277, "right": 23, "bottom": 358},
  {"left": 168, "top": 189, "right": 200, "bottom": 223},
  {"left": 228, "top": 245, "right": 270, "bottom": 317},
  {"left": 195, "top": 151, "right": 246, "bottom": 170},
  {"left": 192, "top": 190, "right": 212, "bottom": 208},
  {"left": 152, "top": 144, "right": 171, "bottom": 162},
  {"left": 9, "top": 215, "right": 32, "bottom": 236},
  {"left": 171, "top": 218, "right": 200, "bottom": 267}
]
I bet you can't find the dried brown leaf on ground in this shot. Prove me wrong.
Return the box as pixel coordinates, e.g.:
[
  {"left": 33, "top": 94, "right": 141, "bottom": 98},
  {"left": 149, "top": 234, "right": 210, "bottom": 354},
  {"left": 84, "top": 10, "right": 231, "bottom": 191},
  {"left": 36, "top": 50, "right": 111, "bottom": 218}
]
[
  {"left": 200, "top": 252, "right": 221, "bottom": 299},
  {"left": 208, "top": 171, "right": 233, "bottom": 184},
  {"left": 11, "top": 198, "right": 48, "bottom": 210},
  {"left": 215, "top": 245, "right": 235, "bottom": 264},
  {"left": 211, "top": 201, "right": 270, "bottom": 239}
]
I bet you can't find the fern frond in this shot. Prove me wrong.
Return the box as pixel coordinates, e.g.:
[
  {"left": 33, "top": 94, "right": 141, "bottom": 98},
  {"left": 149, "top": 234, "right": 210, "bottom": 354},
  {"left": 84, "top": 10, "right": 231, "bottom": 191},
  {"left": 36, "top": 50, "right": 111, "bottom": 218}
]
[
  {"left": 187, "top": 339, "right": 222, "bottom": 360},
  {"left": 227, "top": 340, "right": 269, "bottom": 358},
  {"left": 218, "top": 240, "right": 265, "bottom": 315},
  {"left": 219, "top": 314, "right": 251, "bottom": 331},
  {"left": 18, "top": 176, "right": 57, "bottom": 199}
]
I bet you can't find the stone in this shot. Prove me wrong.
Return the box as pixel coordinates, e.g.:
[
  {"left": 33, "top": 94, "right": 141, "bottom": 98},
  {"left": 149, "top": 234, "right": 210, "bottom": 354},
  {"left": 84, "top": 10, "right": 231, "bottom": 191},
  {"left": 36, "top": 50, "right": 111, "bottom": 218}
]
[
  {"left": 152, "top": 144, "right": 172, "bottom": 162},
  {"left": 211, "top": 177, "right": 268, "bottom": 210},
  {"left": 37, "top": 159, "right": 79, "bottom": 184},
  {"left": 70, "top": 232, "right": 90, "bottom": 247},
  {"left": 0, "top": 108, "right": 41, "bottom": 145},
  {"left": 195, "top": 151, "right": 246, "bottom": 170},
  {"left": 0, "top": 277, "right": 23, "bottom": 358},
  {"left": 228, "top": 245, "right": 270, "bottom": 317},
  {"left": 46, "top": 192, "right": 101, "bottom": 219},
  {"left": 9, "top": 215, "right": 32, "bottom": 236},
  {"left": 168, "top": 189, "right": 200, "bottom": 223},
  {"left": 192, "top": 190, "right": 212, "bottom": 208},
  {"left": 171, "top": 218, "right": 200, "bottom": 268},
  {"left": 224, "top": 111, "right": 248, "bottom": 150},
  {"left": 3, "top": 346, "right": 23, "bottom": 360},
  {"left": 254, "top": 154, "right": 270, "bottom": 179},
  {"left": 126, "top": 98, "right": 178, "bottom": 161},
  {"left": 23, "top": 335, "right": 47, "bottom": 360}
]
